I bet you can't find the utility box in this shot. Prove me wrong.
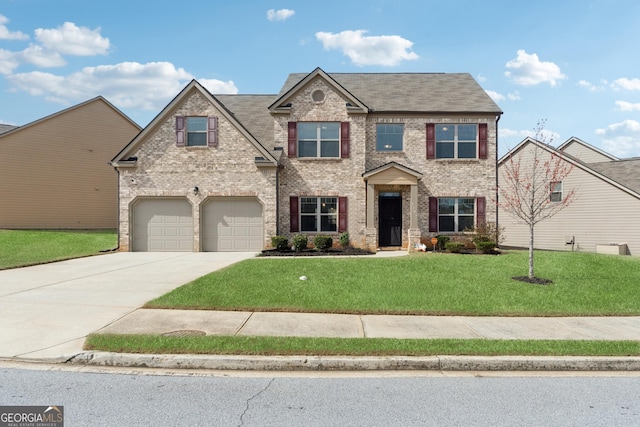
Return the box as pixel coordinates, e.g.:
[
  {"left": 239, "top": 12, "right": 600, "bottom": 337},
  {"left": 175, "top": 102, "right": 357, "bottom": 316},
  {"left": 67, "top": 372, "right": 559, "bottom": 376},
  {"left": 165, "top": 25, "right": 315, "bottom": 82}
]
[{"left": 596, "top": 244, "right": 628, "bottom": 255}]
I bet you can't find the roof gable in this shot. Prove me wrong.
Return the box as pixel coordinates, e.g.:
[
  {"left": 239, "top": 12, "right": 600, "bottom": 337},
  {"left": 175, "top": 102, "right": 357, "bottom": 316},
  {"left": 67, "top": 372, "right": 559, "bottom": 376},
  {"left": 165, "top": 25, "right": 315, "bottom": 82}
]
[
  {"left": 363, "top": 161, "right": 423, "bottom": 185},
  {"left": 558, "top": 137, "right": 619, "bottom": 162},
  {"left": 268, "top": 67, "right": 368, "bottom": 113},
  {"left": 112, "top": 80, "right": 278, "bottom": 166}
]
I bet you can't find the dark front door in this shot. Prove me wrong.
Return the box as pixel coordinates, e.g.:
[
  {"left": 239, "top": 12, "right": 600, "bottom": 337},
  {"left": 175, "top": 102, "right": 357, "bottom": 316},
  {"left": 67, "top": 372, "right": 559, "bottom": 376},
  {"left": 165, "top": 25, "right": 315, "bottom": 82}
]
[{"left": 379, "top": 193, "right": 402, "bottom": 247}]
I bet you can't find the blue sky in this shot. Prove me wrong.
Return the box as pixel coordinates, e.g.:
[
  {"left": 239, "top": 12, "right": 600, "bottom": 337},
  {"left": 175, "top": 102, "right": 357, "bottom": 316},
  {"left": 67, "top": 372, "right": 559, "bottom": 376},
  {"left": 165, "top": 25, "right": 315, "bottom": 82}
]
[{"left": 2, "top": 0, "right": 640, "bottom": 157}]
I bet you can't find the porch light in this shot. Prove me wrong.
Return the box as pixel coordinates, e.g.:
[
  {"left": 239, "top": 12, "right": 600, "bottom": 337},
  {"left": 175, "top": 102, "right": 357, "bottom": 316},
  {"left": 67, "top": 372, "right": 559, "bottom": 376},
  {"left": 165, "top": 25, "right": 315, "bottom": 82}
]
[{"left": 193, "top": 186, "right": 199, "bottom": 195}]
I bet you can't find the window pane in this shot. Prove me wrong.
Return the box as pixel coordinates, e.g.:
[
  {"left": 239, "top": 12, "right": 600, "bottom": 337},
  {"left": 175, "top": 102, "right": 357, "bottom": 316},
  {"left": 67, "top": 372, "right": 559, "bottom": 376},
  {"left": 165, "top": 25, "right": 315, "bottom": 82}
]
[
  {"left": 439, "top": 198, "right": 455, "bottom": 215},
  {"left": 458, "top": 216, "right": 474, "bottom": 232},
  {"left": 320, "top": 123, "right": 339, "bottom": 139},
  {"left": 187, "top": 117, "right": 207, "bottom": 131},
  {"left": 439, "top": 216, "right": 454, "bottom": 232},
  {"left": 376, "top": 124, "right": 403, "bottom": 151},
  {"left": 320, "top": 140, "right": 339, "bottom": 157},
  {"left": 436, "top": 142, "right": 454, "bottom": 158},
  {"left": 320, "top": 198, "right": 337, "bottom": 214},
  {"left": 298, "top": 123, "right": 317, "bottom": 140},
  {"left": 301, "top": 198, "right": 317, "bottom": 214},
  {"left": 458, "top": 198, "right": 475, "bottom": 215},
  {"left": 458, "top": 142, "right": 476, "bottom": 158},
  {"left": 299, "top": 140, "right": 317, "bottom": 157},
  {"left": 301, "top": 216, "right": 317, "bottom": 232},
  {"left": 187, "top": 133, "right": 207, "bottom": 146},
  {"left": 320, "top": 215, "right": 337, "bottom": 232},
  {"left": 436, "top": 125, "right": 454, "bottom": 141},
  {"left": 458, "top": 124, "right": 477, "bottom": 141}
]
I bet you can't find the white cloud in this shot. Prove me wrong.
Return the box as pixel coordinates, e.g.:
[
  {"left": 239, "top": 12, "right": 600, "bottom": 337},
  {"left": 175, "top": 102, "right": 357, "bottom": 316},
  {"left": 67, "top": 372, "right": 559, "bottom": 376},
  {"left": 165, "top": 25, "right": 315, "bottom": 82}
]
[
  {"left": 0, "top": 15, "right": 29, "bottom": 40},
  {"left": 501, "top": 127, "right": 561, "bottom": 146},
  {"left": 34, "top": 22, "right": 109, "bottom": 56},
  {"left": 505, "top": 50, "right": 567, "bottom": 87},
  {"left": 507, "top": 91, "right": 521, "bottom": 101},
  {"left": 0, "top": 49, "right": 20, "bottom": 74},
  {"left": 485, "top": 90, "right": 504, "bottom": 102},
  {"left": 611, "top": 77, "right": 640, "bottom": 91},
  {"left": 577, "top": 79, "right": 605, "bottom": 92},
  {"left": 615, "top": 101, "right": 640, "bottom": 111},
  {"left": 19, "top": 44, "right": 66, "bottom": 67},
  {"left": 7, "top": 61, "right": 237, "bottom": 111},
  {"left": 267, "top": 9, "right": 295, "bottom": 22},
  {"left": 199, "top": 78, "right": 239, "bottom": 94},
  {"left": 316, "top": 30, "right": 418, "bottom": 66},
  {"left": 595, "top": 120, "right": 640, "bottom": 157}
]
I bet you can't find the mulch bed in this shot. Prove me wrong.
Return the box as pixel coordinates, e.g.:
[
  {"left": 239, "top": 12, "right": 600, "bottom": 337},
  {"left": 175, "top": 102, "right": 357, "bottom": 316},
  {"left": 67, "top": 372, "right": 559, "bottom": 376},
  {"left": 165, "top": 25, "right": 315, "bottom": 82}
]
[
  {"left": 259, "top": 247, "right": 376, "bottom": 257},
  {"left": 512, "top": 276, "right": 553, "bottom": 285}
]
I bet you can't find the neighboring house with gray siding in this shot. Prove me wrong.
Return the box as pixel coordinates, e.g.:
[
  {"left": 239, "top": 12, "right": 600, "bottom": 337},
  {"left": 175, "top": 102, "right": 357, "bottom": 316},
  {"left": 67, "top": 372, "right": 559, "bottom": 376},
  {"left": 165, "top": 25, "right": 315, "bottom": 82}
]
[
  {"left": 498, "top": 137, "right": 640, "bottom": 256},
  {"left": 0, "top": 97, "right": 141, "bottom": 229},
  {"left": 111, "top": 67, "right": 502, "bottom": 252}
]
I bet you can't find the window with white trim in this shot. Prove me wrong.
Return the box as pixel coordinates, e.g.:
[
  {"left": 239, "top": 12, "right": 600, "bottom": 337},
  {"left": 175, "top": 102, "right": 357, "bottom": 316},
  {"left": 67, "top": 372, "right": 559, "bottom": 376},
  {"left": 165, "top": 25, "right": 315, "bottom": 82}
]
[
  {"left": 300, "top": 197, "right": 337, "bottom": 232},
  {"left": 550, "top": 181, "right": 562, "bottom": 202},
  {"left": 298, "top": 122, "right": 340, "bottom": 158},
  {"left": 376, "top": 123, "right": 404, "bottom": 151},
  {"left": 438, "top": 198, "right": 475, "bottom": 232},
  {"left": 186, "top": 117, "right": 207, "bottom": 146},
  {"left": 436, "top": 124, "right": 477, "bottom": 159}
]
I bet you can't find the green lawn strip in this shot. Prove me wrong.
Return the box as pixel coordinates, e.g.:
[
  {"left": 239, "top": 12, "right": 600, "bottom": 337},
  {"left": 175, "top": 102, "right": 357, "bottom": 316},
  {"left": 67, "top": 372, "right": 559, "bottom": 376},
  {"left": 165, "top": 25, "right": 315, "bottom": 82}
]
[
  {"left": 84, "top": 334, "right": 640, "bottom": 357},
  {"left": 0, "top": 229, "right": 117, "bottom": 269},
  {"left": 146, "top": 251, "right": 640, "bottom": 316}
]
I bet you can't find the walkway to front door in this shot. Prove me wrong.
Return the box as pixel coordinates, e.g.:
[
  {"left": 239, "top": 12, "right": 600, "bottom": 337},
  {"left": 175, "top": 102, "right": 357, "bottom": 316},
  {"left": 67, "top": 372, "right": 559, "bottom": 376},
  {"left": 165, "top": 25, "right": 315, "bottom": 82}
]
[{"left": 379, "top": 193, "right": 402, "bottom": 246}]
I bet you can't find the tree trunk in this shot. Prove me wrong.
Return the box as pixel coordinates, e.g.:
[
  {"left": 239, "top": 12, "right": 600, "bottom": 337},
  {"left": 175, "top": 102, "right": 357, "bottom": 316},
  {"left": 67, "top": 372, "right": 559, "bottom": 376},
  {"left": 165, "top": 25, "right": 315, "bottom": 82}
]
[{"left": 529, "top": 222, "right": 535, "bottom": 279}]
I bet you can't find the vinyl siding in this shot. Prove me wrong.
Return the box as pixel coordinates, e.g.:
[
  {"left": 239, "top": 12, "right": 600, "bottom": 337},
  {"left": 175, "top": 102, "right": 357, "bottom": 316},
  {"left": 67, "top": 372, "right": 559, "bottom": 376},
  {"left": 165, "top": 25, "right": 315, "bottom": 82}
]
[
  {"left": 499, "top": 145, "right": 640, "bottom": 256},
  {"left": 0, "top": 99, "right": 140, "bottom": 229},
  {"left": 560, "top": 140, "right": 615, "bottom": 163}
]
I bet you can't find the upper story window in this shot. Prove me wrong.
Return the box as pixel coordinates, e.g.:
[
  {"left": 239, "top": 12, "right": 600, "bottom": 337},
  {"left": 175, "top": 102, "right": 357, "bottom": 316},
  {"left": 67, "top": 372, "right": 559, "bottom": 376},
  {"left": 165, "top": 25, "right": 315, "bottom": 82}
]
[
  {"left": 186, "top": 117, "right": 207, "bottom": 146},
  {"left": 436, "top": 124, "right": 477, "bottom": 159},
  {"left": 175, "top": 116, "right": 218, "bottom": 148},
  {"left": 426, "top": 123, "right": 487, "bottom": 160},
  {"left": 376, "top": 123, "right": 404, "bottom": 151},
  {"left": 298, "top": 122, "right": 340, "bottom": 158},
  {"left": 550, "top": 181, "right": 563, "bottom": 202}
]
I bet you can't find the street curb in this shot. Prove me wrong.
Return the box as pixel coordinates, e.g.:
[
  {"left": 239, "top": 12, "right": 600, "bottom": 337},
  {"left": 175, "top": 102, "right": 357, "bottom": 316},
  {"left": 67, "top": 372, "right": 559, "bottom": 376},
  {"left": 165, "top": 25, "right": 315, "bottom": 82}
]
[{"left": 69, "top": 352, "right": 640, "bottom": 371}]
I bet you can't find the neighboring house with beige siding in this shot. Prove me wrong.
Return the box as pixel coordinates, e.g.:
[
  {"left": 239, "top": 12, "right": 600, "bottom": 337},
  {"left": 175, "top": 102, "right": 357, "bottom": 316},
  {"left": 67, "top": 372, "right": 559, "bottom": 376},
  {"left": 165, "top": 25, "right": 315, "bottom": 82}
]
[
  {"left": 498, "top": 137, "right": 640, "bottom": 256},
  {"left": 0, "top": 97, "right": 141, "bottom": 229},
  {"left": 112, "top": 67, "right": 502, "bottom": 252}
]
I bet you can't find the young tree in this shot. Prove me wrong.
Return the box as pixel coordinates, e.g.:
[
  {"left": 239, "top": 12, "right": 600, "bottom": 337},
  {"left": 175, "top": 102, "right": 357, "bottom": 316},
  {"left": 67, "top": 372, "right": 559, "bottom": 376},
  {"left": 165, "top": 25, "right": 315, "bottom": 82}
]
[{"left": 498, "top": 120, "right": 576, "bottom": 281}]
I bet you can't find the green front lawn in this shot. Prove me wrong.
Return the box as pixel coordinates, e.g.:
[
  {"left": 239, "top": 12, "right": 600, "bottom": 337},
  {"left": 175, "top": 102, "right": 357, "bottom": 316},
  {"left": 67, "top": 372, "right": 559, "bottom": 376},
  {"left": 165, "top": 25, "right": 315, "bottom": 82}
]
[
  {"left": 147, "top": 251, "right": 640, "bottom": 316},
  {"left": 0, "top": 229, "right": 117, "bottom": 269}
]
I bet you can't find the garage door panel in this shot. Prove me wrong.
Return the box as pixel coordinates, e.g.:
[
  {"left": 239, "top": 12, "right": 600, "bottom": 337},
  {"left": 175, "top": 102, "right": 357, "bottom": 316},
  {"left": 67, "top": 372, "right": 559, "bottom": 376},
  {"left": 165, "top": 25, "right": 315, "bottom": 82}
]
[
  {"left": 133, "top": 199, "right": 193, "bottom": 252},
  {"left": 203, "top": 198, "right": 263, "bottom": 252}
]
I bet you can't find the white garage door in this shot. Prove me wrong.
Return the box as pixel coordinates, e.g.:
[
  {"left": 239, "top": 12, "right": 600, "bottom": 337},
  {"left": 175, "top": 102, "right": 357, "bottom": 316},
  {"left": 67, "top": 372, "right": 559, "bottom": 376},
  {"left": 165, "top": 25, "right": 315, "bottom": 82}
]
[
  {"left": 203, "top": 197, "right": 263, "bottom": 251},
  {"left": 132, "top": 198, "right": 193, "bottom": 251}
]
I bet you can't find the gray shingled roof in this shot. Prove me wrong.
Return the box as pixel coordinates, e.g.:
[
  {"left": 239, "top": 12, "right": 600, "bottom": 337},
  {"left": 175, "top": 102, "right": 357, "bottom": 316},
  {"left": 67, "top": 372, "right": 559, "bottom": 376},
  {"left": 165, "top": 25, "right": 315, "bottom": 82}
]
[
  {"left": 588, "top": 158, "right": 640, "bottom": 194},
  {"left": 215, "top": 94, "right": 278, "bottom": 148},
  {"left": 279, "top": 72, "right": 503, "bottom": 113},
  {"left": 0, "top": 124, "right": 18, "bottom": 135}
]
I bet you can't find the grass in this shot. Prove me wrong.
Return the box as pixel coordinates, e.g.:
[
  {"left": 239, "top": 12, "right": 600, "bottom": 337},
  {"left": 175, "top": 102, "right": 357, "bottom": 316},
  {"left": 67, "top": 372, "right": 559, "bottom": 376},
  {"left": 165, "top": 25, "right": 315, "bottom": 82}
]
[
  {"left": 84, "top": 334, "right": 640, "bottom": 357},
  {"left": 147, "top": 251, "right": 640, "bottom": 316},
  {"left": 0, "top": 229, "right": 117, "bottom": 269}
]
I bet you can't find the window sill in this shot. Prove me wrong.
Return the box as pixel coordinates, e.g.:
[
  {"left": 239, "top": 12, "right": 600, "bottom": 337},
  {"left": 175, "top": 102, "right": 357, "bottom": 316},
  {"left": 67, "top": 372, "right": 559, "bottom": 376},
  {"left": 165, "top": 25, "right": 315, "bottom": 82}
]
[
  {"left": 433, "top": 158, "right": 480, "bottom": 163},
  {"left": 295, "top": 157, "right": 343, "bottom": 161},
  {"left": 185, "top": 146, "right": 209, "bottom": 150}
]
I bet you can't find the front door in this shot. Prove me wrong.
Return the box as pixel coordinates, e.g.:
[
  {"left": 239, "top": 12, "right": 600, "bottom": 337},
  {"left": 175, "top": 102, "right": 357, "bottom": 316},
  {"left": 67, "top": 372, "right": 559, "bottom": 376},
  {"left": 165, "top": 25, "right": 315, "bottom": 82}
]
[{"left": 379, "top": 193, "right": 402, "bottom": 247}]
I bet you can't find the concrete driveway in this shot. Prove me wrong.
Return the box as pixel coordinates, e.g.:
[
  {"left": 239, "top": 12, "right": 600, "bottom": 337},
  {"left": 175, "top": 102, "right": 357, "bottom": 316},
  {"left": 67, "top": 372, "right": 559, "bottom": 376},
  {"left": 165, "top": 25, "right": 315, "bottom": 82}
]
[{"left": 0, "top": 252, "right": 255, "bottom": 361}]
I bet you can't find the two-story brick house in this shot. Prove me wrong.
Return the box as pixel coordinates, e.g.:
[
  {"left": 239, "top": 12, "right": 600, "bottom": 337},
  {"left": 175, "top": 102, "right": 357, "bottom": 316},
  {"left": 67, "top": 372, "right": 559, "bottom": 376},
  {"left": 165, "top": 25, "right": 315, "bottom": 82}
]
[{"left": 111, "top": 67, "right": 502, "bottom": 252}]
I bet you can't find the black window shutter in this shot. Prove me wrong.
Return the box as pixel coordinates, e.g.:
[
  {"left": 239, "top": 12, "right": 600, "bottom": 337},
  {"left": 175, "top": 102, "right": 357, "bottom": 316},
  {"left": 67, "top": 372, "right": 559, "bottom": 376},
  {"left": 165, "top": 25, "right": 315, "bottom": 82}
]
[
  {"left": 176, "top": 116, "right": 185, "bottom": 147},
  {"left": 290, "top": 196, "right": 299, "bottom": 232}
]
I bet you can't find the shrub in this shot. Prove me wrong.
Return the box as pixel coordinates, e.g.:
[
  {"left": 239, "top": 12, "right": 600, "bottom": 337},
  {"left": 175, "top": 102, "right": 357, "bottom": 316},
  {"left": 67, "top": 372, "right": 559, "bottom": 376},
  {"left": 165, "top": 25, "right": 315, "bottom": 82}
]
[
  {"left": 475, "top": 240, "right": 497, "bottom": 254},
  {"left": 292, "top": 234, "right": 308, "bottom": 252},
  {"left": 314, "top": 235, "right": 333, "bottom": 251},
  {"left": 436, "top": 235, "right": 450, "bottom": 250},
  {"left": 270, "top": 235, "right": 289, "bottom": 251},
  {"left": 445, "top": 242, "right": 465, "bottom": 253},
  {"left": 339, "top": 231, "right": 350, "bottom": 247},
  {"left": 467, "top": 222, "right": 504, "bottom": 245}
]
